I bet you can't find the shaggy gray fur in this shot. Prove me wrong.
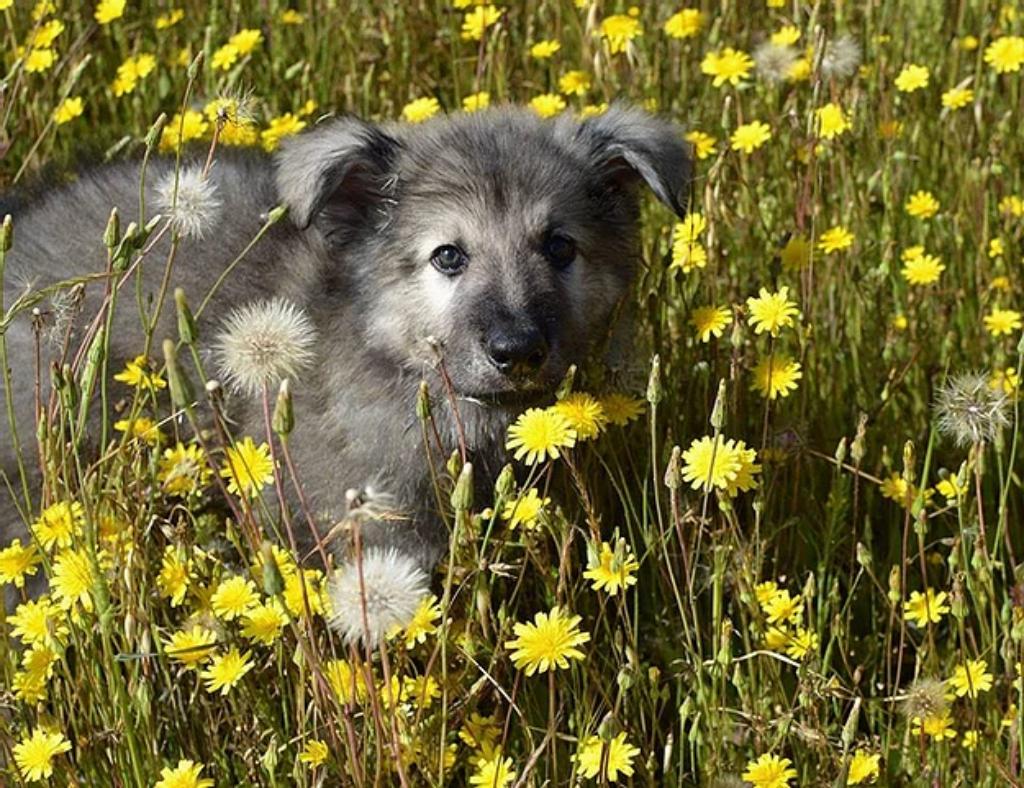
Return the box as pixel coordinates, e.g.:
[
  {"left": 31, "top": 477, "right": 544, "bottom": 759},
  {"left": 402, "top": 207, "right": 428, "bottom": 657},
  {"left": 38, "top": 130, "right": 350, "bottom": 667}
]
[{"left": 0, "top": 105, "right": 691, "bottom": 574}]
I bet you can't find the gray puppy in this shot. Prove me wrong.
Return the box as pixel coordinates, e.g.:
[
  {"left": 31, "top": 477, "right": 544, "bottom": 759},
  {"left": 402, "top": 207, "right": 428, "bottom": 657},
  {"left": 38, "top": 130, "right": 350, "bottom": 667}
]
[{"left": 1, "top": 105, "right": 690, "bottom": 590}]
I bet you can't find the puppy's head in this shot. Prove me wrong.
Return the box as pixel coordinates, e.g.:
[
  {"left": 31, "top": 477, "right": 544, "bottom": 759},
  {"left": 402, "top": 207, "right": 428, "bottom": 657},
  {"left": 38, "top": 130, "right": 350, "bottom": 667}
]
[{"left": 276, "top": 105, "right": 691, "bottom": 402}]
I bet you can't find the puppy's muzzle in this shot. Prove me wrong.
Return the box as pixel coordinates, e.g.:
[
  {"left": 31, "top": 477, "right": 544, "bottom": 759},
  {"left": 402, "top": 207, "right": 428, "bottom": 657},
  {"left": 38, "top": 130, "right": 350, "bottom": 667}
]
[{"left": 484, "top": 324, "right": 548, "bottom": 381}]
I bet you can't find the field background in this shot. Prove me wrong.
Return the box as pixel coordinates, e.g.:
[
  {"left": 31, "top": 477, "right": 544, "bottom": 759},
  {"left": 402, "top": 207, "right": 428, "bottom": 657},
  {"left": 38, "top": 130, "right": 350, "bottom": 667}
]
[{"left": 2, "top": 0, "right": 1023, "bottom": 785}]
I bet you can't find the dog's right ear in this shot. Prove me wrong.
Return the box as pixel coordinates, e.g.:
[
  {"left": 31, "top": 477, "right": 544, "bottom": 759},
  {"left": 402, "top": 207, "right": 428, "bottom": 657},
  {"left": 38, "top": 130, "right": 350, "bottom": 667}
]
[{"left": 274, "top": 118, "right": 401, "bottom": 238}]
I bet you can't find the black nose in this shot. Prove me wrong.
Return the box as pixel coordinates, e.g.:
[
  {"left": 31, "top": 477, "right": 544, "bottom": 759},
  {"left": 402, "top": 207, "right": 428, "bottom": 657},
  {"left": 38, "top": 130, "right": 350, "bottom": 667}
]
[{"left": 485, "top": 326, "right": 549, "bottom": 377}]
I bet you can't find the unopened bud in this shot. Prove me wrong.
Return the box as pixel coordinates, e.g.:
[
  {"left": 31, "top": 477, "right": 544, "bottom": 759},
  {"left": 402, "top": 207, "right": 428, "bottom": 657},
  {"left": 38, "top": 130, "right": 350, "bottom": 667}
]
[
  {"left": 646, "top": 354, "right": 662, "bottom": 405},
  {"left": 493, "top": 463, "right": 515, "bottom": 501},
  {"left": 416, "top": 381, "right": 431, "bottom": 422},
  {"left": 103, "top": 208, "right": 120, "bottom": 249},
  {"left": 2, "top": 214, "right": 13, "bottom": 252},
  {"left": 555, "top": 364, "right": 577, "bottom": 401},
  {"left": 260, "top": 542, "right": 286, "bottom": 597},
  {"left": 144, "top": 113, "right": 167, "bottom": 152},
  {"left": 451, "top": 462, "right": 474, "bottom": 512},
  {"left": 175, "top": 288, "right": 197, "bottom": 345},
  {"left": 664, "top": 445, "right": 681, "bottom": 489},
  {"left": 162, "top": 339, "right": 194, "bottom": 409},
  {"left": 272, "top": 379, "right": 293, "bottom": 436},
  {"left": 710, "top": 378, "right": 726, "bottom": 430}
]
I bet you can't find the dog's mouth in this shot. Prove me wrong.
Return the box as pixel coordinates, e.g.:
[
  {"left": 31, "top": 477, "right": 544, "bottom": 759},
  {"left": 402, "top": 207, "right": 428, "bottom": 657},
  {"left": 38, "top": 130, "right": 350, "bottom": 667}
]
[{"left": 456, "top": 388, "right": 554, "bottom": 409}]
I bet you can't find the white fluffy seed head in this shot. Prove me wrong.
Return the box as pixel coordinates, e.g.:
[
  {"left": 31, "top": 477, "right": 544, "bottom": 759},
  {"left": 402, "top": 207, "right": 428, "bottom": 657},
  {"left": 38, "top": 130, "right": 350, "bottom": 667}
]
[
  {"left": 821, "top": 35, "right": 861, "bottom": 79},
  {"left": 327, "top": 547, "right": 429, "bottom": 645},
  {"left": 934, "top": 371, "right": 1010, "bottom": 447},
  {"left": 214, "top": 298, "right": 317, "bottom": 397},
  {"left": 753, "top": 42, "right": 799, "bottom": 83},
  {"left": 155, "top": 165, "right": 222, "bottom": 240}
]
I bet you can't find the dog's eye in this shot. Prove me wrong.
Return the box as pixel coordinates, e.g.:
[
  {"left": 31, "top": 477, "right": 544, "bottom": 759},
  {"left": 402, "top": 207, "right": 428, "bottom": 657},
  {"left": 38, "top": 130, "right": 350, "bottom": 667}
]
[
  {"left": 430, "top": 244, "right": 468, "bottom": 275},
  {"left": 543, "top": 234, "right": 576, "bottom": 269}
]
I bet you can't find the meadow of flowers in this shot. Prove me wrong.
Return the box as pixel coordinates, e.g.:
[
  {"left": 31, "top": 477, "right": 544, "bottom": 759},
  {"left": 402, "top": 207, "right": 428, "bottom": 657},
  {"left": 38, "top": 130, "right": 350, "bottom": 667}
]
[{"left": 2, "top": 0, "right": 1024, "bottom": 785}]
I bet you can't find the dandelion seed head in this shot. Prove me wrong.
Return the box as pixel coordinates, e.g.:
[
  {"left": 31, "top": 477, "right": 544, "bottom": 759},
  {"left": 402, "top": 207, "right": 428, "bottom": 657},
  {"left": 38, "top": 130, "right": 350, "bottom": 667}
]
[
  {"left": 753, "top": 42, "right": 799, "bottom": 83},
  {"left": 154, "top": 165, "right": 222, "bottom": 240},
  {"left": 900, "top": 677, "right": 948, "bottom": 721},
  {"left": 934, "top": 371, "right": 1010, "bottom": 447},
  {"left": 327, "top": 547, "right": 429, "bottom": 645},
  {"left": 214, "top": 298, "right": 317, "bottom": 397},
  {"left": 821, "top": 35, "right": 861, "bottom": 79}
]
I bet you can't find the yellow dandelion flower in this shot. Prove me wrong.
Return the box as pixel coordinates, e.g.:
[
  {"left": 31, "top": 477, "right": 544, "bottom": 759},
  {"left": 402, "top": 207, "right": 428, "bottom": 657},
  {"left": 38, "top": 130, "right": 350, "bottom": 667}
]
[
  {"left": 599, "top": 393, "right": 645, "bottom": 426},
  {"left": 990, "top": 367, "right": 1020, "bottom": 396},
  {"left": 155, "top": 9, "right": 184, "bottom": 29},
  {"left": 901, "top": 252, "right": 944, "bottom": 285},
  {"left": 817, "top": 225, "right": 854, "bottom": 253},
  {"left": 784, "top": 627, "right": 818, "bottom": 659},
  {"left": 847, "top": 750, "right": 880, "bottom": 785},
  {"left": 903, "top": 588, "right": 949, "bottom": 627},
  {"left": 400, "top": 594, "right": 442, "bottom": 648},
  {"left": 462, "top": 91, "right": 491, "bottom": 112},
  {"left": 157, "top": 547, "right": 192, "bottom": 607},
  {"left": 114, "top": 354, "right": 166, "bottom": 389},
  {"left": 730, "top": 120, "right": 771, "bottom": 153},
  {"left": 680, "top": 435, "right": 740, "bottom": 491},
  {"left": 402, "top": 97, "right": 441, "bottom": 123},
  {"left": 579, "top": 102, "right": 609, "bottom": 118},
  {"left": 323, "top": 658, "right": 368, "bottom": 705},
  {"left": 211, "top": 43, "right": 240, "bottom": 71},
  {"left": 461, "top": 5, "right": 501, "bottom": 41},
  {"left": 962, "top": 731, "right": 979, "bottom": 750},
  {"left": 771, "top": 25, "right": 801, "bottom": 46},
  {"left": 685, "top": 130, "right": 716, "bottom": 160},
  {"left": 0, "top": 539, "right": 42, "bottom": 588},
  {"left": 815, "top": 102, "right": 851, "bottom": 140},
  {"left": 763, "top": 589, "right": 802, "bottom": 625},
  {"left": 160, "top": 110, "right": 209, "bottom": 152},
  {"left": 998, "top": 195, "right": 1024, "bottom": 217},
  {"left": 53, "top": 96, "right": 83, "bottom": 125},
  {"left": 210, "top": 574, "right": 259, "bottom": 620},
  {"left": 984, "top": 35, "right": 1024, "bottom": 73},
  {"left": 530, "top": 39, "right": 560, "bottom": 59},
  {"left": 558, "top": 69, "right": 591, "bottom": 96},
  {"left": 154, "top": 759, "right": 214, "bottom": 788},
  {"left": 747, "top": 286, "right": 799, "bottom": 336},
  {"left": 505, "top": 606, "right": 590, "bottom": 675},
  {"left": 470, "top": 751, "right": 515, "bottom": 787},
  {"left": 574, "top": 732, "right": 640, "bottom": 780},
  {"left": 583, "top": 539, "right": 639, "bottom": 595},
  {"left": 701, "top": 47, "right": 754, "bottom": 86},
  {"left": 220, "top": 437, "right": 275, "bottom": 497},
  {"left": 9, "top": 596, "right": 67, "bottom": 646},
  {"left": 240, "top": 601, "right": 287, "bottom": 645},
  {"left": 894, "top": 63, "right": 929, "bottom": 92},
  {"left": 114, "top": 416, "right": 161, "bottom": 445},
  {"left": 14, "top": 729, "right": 72, "bottom": 781},
  {"left": 506, "top": 408, "right": 577, "bottom": 465},
  {"left": 905, "top": 190, "right": 939, "bottom": 219},
  {"left": 984, "top": 307, "right": 1021, "bottom": 337},
  {"left": 260, "top": 113, "right": 305, "bottom": 152},
  {"left": 941, "top": 86, "right": 974, "bottom": 109},
  {"left": 51, "top": 548, "right": 95, "bottom": 612},
  {"left": 911, "top": 712, "right": 956, "bottom": 740},
  {"left": 948, "top": 658, "right": 993, "bottom": 698},
  {"left": 752, "top": 355, "right": 803, "bottom": 400},
  {"left": 25, "top": 48, "right": 56, "bottom": 73},
  {"left": 755, "top": 580, "right": 779, "bottom": 606},
  {"left": 159, "top": 442, "right": 211, "bottom": 496},
  {"left": 502, "top": 487, "right": 550, "bottom": 530},
  {"left": 95, "top": 0, "right": 125, "bottom": 24},
  {"left": 32, "top": 500, "right": 85, "bottom": 550},
  {"left": 529, "top": 93, "right": 567, "bottom": 118},
  {"left": 228, "top": 28, "right": 263, "bottom": 55},
  {"left": 664, "top": 9, "right": 703, "bottom": 39},
  {"left": 600, "top": 14, "right": 642, "bottom": 55},
  {"left": 279, "top": 9, "right": 304, "bottom": 24},
  {"left": 201, "top": 647, "right": 254, "bottom": 694},
  {"left": 742, "top": 753, "right": 797, "bottom": 788},
  {"left": 690, "top": 305, "right": 732, "bottom": 342},
  {"left": 298, "top": 740, "right": 329, "bottom": 768},
  {"left": 552, "top": 393, "right": 607, "bottom": 440}
]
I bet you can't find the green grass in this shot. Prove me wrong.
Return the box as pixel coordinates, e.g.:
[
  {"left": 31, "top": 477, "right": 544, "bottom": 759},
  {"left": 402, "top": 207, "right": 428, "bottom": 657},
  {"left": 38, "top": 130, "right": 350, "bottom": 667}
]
[{"left": 2, "top": 0, "right": 1024, "bottom": 785}]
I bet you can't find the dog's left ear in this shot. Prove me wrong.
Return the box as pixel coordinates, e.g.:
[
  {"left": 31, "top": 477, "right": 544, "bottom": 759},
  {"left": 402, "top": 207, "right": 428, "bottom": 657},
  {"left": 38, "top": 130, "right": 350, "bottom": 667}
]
[{"left": 569, "top": 104, "right": 693, "bottom": 219}]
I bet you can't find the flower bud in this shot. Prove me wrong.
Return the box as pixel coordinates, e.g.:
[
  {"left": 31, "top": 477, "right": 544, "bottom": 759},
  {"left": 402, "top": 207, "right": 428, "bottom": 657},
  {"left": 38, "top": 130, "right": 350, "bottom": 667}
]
[
  {"left": 175, "top": 288, "right": 197, "bottom": 345},
  {"left": 272, "top": 379, "right": 294, "bottom": 437}
]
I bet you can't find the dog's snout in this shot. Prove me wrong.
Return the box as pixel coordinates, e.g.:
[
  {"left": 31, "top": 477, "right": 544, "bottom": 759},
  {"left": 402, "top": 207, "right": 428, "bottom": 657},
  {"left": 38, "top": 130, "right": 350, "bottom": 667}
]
[{"left": 485, "top": 325, "right": 548, "bottom": 377}]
